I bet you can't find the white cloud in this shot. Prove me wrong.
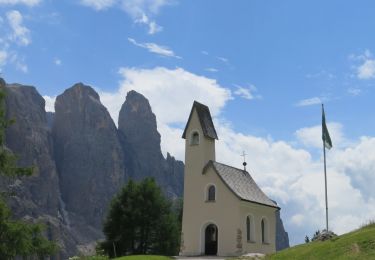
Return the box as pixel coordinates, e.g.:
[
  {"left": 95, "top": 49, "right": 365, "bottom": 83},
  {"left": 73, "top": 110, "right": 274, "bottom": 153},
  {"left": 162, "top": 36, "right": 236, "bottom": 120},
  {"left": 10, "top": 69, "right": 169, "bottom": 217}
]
[
  {"left": 347, "top": 88, "right": 361, "bottom": 96},
  {"left": 54, "top": 58, "right": 61, "bottom": 66},
  {"left": 6, "top": 10, "right": 31, "bottom": 46},
  {"left": 80, "top": 0, "right": 115, "bottom": 10},
  {"left": 234, "top": 84, "right": 260, "bottom": 100},
  {"left": 291, "top": 214, "right": 305, "bottom": 226},
  {"left": 357, "top": 59, "right": 375, "bottom": 79},
  {"left": 205, "top": 68, "right": 218, "bottom": 73},
  {"left": 100, "top": 66, "right": 232, "bottom": 125},
  {"left": 296, "top": 97, "right": 322, "bottom": 107},
  {"left": 121, "top": 0, "right": 174, "bottom": 34},
  {"left": 295, "top": 123, "right": 345, "bottom": 149},
  {"left": 128, "top": 38, "right": 181, "bottom": 58},
  {"left": 43, "top": 95, "right": 56, "bottom": 112},
  {"left": 0, "top": 50, "right": 7, "bottom": 67},
  {"left": 0, "top": 0, "right": 41, "bottom": 6},
  {"left": 8, "top": 52, "right": 28, "bottom": 73},
  {"left": 216, "top": 56, "right": 228, "bottom": 63}
]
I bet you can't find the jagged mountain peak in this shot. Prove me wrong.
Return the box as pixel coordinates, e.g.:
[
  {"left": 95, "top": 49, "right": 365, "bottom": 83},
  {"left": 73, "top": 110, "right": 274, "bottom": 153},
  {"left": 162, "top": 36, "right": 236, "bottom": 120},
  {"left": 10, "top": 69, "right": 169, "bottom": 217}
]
[{"left": 60, "top": 82, "right": 100, "bottom": 103}]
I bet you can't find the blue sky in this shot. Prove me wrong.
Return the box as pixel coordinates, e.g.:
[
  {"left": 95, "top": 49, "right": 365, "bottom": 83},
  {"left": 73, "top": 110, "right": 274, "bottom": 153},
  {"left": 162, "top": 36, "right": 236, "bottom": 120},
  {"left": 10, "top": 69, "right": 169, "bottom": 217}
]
[{"left": 1, "top": 0, "right": 375, "bottom": 246}]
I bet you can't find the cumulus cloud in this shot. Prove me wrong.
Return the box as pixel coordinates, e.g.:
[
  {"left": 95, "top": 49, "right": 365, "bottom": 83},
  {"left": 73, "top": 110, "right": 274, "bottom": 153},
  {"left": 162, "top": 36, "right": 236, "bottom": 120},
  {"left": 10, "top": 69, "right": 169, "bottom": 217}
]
[
  {"left": 295, "top": 123, "right": 345, "bottom": 149},
  {"left": 43, "top": 95, "right": 56, "bottom": 112},
  {"left": 296, "top": 97, "right": 322, "bottom": 107},
  {"left": 80, "top": 0, "right": 115, "bottom": 10},
  {"left": 128, "top": 38, "right": 180, "bottom": 58},
  {"left": 0, "top": 0, "right": 41, "bottom": 6},
  {"left": 6, "top": 10, "right": 31, "bottom": 46}
]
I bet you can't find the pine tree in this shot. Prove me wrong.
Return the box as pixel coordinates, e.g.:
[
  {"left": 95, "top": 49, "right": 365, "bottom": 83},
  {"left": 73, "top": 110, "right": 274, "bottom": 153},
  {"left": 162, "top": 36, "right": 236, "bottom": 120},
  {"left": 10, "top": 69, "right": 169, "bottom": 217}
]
[{"left": 99, "top": 178, "right": 180, "bottom": 257}]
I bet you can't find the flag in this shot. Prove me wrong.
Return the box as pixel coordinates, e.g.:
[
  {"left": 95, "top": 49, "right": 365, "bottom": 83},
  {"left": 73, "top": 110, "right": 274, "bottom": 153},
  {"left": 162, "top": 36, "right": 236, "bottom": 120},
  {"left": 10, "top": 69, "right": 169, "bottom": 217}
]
[{"left": 322, "top": 104, "right": 332, "bottom": 149}]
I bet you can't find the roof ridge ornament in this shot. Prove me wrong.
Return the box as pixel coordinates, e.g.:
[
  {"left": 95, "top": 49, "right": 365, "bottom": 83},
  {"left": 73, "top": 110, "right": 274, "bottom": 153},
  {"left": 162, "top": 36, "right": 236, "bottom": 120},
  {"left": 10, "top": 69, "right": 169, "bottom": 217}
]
[{"left": 241, "top": 151, "right": 247, "bottom": 171}]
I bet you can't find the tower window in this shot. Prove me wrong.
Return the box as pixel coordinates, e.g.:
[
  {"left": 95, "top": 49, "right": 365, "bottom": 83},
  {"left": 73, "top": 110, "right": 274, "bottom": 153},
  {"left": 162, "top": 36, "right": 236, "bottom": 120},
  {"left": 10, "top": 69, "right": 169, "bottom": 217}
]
[
  {"left": 207, "top": 185, "right": 216, "bottom": 201},
  {"left": 191, "top": 131, "right": 200, "bottom": 145}
]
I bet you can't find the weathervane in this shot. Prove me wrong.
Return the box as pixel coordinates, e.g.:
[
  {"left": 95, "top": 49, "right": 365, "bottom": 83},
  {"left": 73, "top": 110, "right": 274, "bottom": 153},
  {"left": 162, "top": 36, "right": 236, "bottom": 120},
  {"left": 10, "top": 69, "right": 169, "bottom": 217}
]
[{"left": 241, "top": 151, "right": 247, "bottom": 171}]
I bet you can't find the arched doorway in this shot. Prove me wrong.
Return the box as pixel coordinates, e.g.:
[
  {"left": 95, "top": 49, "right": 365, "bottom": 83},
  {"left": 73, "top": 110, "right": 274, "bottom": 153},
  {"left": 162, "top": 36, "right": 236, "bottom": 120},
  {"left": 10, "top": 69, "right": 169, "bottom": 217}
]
[{"left": 205, "top": 224, "right": 218, "bottom": 255}]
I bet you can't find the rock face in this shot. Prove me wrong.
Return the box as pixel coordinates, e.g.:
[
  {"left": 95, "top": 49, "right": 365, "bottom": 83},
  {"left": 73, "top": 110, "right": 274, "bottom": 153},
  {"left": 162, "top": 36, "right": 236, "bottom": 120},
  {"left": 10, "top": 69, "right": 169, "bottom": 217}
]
[
  {"left": 0, "top": 80, "right": 75, "bottom": 259},
  {"left": 52, "top": 83, "right": 126, "bottom": 229},
  {"left": 276, "top": 209, "right": 290, "bottom": 251},
  {"left": 118, "top": 90, "right": 183, "bottom": 197}
]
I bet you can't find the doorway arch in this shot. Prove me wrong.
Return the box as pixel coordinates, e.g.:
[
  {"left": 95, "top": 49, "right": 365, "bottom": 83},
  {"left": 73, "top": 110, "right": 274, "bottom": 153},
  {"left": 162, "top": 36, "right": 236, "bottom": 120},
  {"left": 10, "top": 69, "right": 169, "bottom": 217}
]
[{"left": 204, "top": 224, "right": 218, "bottom": 255}]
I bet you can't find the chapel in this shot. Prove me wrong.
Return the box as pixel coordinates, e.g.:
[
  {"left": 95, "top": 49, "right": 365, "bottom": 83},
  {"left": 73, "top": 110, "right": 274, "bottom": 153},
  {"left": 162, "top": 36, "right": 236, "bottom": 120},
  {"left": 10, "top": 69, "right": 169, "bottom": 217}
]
[{"left": 180, "top": 101, "right": 280, "bottom": 256}]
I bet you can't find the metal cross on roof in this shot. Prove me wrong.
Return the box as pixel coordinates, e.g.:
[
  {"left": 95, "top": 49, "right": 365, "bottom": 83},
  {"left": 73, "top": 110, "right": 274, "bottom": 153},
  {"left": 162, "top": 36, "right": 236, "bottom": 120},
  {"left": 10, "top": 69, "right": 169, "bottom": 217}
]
[{"left": 241, "top": 151, "right": 247, "bottom": 171}]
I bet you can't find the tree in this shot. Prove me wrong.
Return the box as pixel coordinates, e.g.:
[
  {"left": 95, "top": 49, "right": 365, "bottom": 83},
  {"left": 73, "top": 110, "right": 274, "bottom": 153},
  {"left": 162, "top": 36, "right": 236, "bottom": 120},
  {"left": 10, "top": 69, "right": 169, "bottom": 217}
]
[
  {"left": 304, "top": 235, "right": 310, "bottom": 243},
  {"left": 0, "top": 84, "right": 58, "bottom": 259},
  {"left": 99, "top": 178, "right": 180, "bottom": 257}
]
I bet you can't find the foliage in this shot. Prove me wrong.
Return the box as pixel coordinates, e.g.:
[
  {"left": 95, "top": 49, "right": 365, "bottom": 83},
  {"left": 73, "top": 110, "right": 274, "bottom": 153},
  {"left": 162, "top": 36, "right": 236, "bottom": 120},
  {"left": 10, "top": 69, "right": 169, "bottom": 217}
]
[
  {"left": 98, "top": 178, "right": 180, "bottom": 257},
  {"left": 264, "top": 223, "right": 375, "bottom": 260},
  {"left": 304, "top": 235, "right": 310, "bottom": 243},
  {"left": 0, "top": 85, "right": 58, "bottom": 258}
]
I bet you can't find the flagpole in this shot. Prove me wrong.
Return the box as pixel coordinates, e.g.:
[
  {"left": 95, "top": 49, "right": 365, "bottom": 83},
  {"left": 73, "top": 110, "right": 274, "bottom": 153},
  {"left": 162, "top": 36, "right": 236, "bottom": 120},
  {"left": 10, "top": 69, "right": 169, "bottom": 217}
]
[
  {"left": 323, "top": 141, "right": 329, "bottom": 232},
  {"left": 322, "top": 104, "right": 329, "bottom": 232}
]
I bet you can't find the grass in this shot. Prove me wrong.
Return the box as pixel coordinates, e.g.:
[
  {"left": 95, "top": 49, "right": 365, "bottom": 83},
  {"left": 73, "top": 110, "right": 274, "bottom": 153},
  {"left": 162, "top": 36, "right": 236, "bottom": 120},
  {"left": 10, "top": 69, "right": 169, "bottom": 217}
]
[
  {"left": 229, "top": 222, "right": 375, "bottom": 260},
  {"left": 114, "top": 256, "right": 173, "bottom": 260},
  {"left": 266, "top": 222, "right": 375, "bottom": 260}
]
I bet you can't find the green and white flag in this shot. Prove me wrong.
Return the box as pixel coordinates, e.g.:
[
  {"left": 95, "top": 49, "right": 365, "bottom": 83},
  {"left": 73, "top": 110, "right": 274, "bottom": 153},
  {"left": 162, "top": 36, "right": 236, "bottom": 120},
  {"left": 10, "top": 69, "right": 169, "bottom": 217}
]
[{"left": 322, "top": 104, "right": 332, "bottom": 149}]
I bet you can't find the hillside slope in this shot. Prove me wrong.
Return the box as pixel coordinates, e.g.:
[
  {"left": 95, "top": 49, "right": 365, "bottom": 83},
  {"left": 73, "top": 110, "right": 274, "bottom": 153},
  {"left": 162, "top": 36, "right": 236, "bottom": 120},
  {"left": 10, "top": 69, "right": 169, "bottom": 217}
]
[{"left": 267, "top": 223, "right": 375, "bottom": 260}]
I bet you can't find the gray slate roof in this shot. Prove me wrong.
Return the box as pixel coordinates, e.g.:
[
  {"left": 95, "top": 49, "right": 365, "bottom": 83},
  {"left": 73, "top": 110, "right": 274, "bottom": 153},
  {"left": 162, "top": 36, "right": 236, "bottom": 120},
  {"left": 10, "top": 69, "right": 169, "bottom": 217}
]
[
  {"left": 182, "top": 101, "right": 218, "bottom": 140},
  {"left": 204, "top": 161, "right": 279, "bottom": 209}
]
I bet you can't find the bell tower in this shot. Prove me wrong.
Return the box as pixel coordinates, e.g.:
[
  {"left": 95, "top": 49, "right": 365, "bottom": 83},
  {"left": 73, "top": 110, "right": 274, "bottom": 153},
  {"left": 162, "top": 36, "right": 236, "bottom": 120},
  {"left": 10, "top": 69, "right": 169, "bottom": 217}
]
[
  {"left": 182, "top": 101, "right": 217, "bottom": 173},
  {"left": 180, "top": 101, "right": 218, "bottom": 255}
]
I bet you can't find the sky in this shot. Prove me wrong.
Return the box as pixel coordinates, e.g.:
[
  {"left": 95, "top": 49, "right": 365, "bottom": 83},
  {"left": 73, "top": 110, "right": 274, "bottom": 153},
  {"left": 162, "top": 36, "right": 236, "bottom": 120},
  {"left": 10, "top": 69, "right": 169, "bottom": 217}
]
[{"left": 1, "top": 0, "right": 375, "bottom": 246}]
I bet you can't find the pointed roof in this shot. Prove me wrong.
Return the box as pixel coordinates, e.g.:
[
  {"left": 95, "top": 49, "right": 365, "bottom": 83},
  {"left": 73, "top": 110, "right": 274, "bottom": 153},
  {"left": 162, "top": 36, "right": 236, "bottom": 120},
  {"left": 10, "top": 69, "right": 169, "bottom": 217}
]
[
  {"left": 203, "top": 161, "right": 279, "bottom": 209},
  {"left": 182, "top": 101, "right": 218, "bottom": 140}
]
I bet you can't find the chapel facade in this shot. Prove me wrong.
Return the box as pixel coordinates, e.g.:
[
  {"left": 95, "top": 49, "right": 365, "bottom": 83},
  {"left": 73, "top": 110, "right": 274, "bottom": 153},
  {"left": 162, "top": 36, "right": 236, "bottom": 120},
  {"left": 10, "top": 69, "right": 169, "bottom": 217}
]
[{"left": 180, "top": 101, "right": 280, "bottom": 256}]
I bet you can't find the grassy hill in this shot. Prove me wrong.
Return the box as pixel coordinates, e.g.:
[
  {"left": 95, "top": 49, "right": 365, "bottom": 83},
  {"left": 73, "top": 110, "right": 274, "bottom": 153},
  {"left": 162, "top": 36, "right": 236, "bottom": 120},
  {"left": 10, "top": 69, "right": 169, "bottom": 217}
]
[{"left": 265, "top": 222, "right": 375, "bottom": 260}]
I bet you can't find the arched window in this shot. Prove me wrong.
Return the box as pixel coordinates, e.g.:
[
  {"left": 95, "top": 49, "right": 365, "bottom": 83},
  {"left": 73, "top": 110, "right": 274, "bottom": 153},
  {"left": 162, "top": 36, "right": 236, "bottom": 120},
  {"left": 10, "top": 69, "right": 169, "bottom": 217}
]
[
  {"left": 246, "top": 215, "right": 255, "bottom": 242},
  {"left": 261, "top": 218, "right": 269, "bottom": 244},
  {"left": 190, "top": 131, "right": 199, "bottom": 145},
  {"left": 207, "top": 185, "right": 215, "bottom": 201}
]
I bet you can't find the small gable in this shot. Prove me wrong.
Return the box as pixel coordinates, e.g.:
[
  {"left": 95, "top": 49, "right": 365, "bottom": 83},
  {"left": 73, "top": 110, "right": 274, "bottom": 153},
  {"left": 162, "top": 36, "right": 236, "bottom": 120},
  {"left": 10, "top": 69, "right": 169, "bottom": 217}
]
[{"left": 182, "top": 101, "right": 218, "bottom": 140}]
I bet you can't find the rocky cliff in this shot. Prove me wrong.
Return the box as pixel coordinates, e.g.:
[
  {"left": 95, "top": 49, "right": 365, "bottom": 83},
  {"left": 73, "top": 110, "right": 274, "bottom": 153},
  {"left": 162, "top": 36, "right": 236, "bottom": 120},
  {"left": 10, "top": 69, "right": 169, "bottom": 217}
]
[
  {"left": 0, "top": 80, "right": 76, "bottom": 259},
  {"left": 118, "top": 90, "right": 183, "bottom": 197},
  {"left": 52, "top": 83, "right": 126, "bottom": 230}
]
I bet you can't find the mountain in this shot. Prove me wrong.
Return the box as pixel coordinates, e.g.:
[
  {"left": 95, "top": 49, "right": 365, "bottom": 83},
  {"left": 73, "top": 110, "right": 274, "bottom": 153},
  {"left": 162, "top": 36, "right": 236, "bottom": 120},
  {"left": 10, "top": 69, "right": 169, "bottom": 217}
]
[
  {"left": 0, "top": 79, "right": 184, "bottom": 257},
  {"left": 118, "top": 90, "right": 183, "bottom": 197},
  {"left": 0, "top": 79, "right": 76, "bottom": 259},
  {"left": 52, "top": 83, "right": 126, "bottom": 229}
]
